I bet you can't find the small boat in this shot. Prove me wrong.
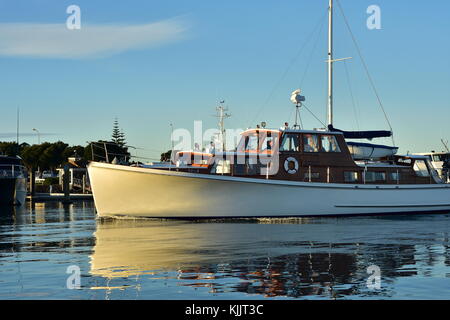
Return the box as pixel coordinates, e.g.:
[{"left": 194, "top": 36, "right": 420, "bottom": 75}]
[
  {"left": 0, "top": 155, "right": 27, "bottom": 206},
  {"left": 87, "top": 0, "right": 450, "bottom": 218},
  {"left": 413, "top": 151, "right": 450, "bottom": 183}
]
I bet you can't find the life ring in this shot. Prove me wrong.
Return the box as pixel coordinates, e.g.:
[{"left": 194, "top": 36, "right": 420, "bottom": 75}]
[{"left": 284, "top": 157, "right": 299, "bottom": 174}]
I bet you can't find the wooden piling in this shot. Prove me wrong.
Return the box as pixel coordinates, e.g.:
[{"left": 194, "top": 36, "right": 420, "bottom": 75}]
[
  {"left": 30, "top": 169, "right": 36, "bottom": 197},
  {"left": 82, "top": 174, "right": 86, "bottom": 194},
  {"left": 62, "top": 164, "right": 71, "bottom": 204}
]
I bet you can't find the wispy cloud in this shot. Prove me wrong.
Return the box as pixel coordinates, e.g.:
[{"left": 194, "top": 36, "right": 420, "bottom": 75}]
[
  {"left": 0, "top": 17, "right": 188, "bottom": 59},
  {"left": 0, "top": 133, "right": 58, "bottom": 139}
]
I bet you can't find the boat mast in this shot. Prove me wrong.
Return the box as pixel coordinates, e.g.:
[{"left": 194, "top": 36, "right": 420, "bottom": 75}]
[
  {"left": 216, "top": 101, "right": 230, "bottom": 151},
  {"left": 327, "top": 0, "right": 333, "bottom": 128}
]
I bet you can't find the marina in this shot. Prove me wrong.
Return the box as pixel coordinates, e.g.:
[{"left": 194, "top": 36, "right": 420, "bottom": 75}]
[{"left": 0, "top": 0, "right": 449, "bottom": 303}]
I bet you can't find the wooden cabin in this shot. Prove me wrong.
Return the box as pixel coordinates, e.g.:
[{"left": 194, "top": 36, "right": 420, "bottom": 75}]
[{"left": 171, "top": 128, "right": 442, "bottom": 185}]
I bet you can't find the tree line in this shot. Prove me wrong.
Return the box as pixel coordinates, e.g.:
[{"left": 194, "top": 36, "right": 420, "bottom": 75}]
[
  {"left": 0, "top": 141, "right": 129, "bottom": 170},
  {"left": 0, "top": 118, "right": 130, "bottom": 170}
]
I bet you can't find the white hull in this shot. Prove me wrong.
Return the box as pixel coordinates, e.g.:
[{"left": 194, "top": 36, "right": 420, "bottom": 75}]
[{"left": 87, "top": 162, "right": 450, "bottom": 218}]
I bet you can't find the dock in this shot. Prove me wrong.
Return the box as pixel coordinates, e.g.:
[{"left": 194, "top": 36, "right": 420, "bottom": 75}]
[{"left": 27, "top": 193, "right": 93, "bottom": 202}]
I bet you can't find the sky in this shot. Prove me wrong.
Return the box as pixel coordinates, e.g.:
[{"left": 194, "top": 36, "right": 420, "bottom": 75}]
[{"left": 0, "top": 0, "right": 449, "bottom": 161}]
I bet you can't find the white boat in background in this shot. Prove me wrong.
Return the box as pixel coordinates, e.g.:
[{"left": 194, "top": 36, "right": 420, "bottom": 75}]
[
  {"left": 87, "top": 0, "right": 450, "bottom": 219},
  {"left": 413, "top": 151, "right": 450, "bottom": 183},
  {"left": 0, "top": 156, "right": 27, "bottom": 206}
]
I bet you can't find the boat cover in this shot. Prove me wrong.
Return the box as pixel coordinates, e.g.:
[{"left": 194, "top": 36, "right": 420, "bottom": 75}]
[{"left": 328, "top": 125, "right": 392, "bottom": 140}]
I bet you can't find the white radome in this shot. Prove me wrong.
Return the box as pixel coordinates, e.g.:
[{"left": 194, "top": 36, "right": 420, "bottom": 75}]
[{"left": 290, "top": 89, "right": 305, "bottom": 105}]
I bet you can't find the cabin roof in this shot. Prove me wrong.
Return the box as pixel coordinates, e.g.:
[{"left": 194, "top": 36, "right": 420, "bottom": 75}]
[
  {"left": 395, "top": 155, "right": 430, "bottom": 160},
  {"left": 414, "top": 152, "right": 450, "bottom": 156},
  {"left": 283, "top": 129, "right": 343, "bottom": 135},
  {"left": 241, "top": 128, "right": 281, "bottom": 135},
  {"left": 241, "top": 128, "right": 345, "bottom": 136}
]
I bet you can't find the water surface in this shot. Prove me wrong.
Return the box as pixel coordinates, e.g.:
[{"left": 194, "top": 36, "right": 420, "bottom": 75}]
[{"left": 1, "top": 201, "right": 449, "bottom": 299}]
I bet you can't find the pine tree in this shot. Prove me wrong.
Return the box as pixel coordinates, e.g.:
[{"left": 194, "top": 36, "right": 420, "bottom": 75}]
[
  {"left": 111, "top": 118, "right": 126, "bottom": 147},
  {"left": 112, "top": 118, "right": 120, "bottom": 143},
  {"left": 119, "top": 128, "right": 126, "bottom": 147}
]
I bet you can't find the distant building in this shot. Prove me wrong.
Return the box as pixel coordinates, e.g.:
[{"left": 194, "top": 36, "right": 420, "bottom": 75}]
[{"left": 56, "top": 153, "right": 90, "bottom": 192}]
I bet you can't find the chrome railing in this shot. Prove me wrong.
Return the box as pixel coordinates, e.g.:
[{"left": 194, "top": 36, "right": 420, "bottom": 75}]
[{"left": 88, "top": 141, "right": 130, "bottom": 164}]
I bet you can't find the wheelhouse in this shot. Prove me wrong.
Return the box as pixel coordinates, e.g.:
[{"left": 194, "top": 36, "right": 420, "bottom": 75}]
[{"left": 236, "top": 129, "right": 281, "bottom": 154}]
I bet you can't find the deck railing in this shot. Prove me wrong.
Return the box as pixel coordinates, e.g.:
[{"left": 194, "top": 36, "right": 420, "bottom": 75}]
[{"left": 88, "top": 141, "right": 130, "bottom": 164}]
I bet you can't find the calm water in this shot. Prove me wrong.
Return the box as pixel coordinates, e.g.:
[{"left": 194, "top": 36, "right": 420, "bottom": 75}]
[{"left": 0, "top": 201, "right": 449, "bottom": 300}]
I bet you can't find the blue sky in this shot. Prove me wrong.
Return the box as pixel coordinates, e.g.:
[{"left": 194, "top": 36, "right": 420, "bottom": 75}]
[{"left": 0, "top": 0, "right": 449, "bottom": 160}]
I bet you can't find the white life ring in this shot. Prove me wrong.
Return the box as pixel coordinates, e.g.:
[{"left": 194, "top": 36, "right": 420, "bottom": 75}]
[{"left": 284, "top": 157, "right": 299, "bottom": 174}]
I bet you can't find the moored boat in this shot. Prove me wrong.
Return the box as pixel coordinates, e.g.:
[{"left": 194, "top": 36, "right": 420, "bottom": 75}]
[
  {"left": 413, "top": 151, "right": 450, "bottom": 183},
  {"left": 0, "top": 155, "right": 27, "bottom": 206},
  {"left": 88, "top": 127, "right": 450, "bottom": 218},
  {"left": 87, "top": 0, "right": 450, "bottom": 218}
]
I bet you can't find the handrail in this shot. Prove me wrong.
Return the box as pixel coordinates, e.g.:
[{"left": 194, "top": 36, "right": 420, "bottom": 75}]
[{"left": 87, "top": 141, "right": 130, "bottom": 163}]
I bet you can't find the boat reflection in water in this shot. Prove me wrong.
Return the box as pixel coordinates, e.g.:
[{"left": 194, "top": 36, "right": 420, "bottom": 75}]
[{"left": 89, "top": 217, "right": 450, "bottom": 299}]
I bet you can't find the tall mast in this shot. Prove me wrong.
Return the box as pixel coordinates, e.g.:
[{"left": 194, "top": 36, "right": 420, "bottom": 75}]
[
  {"left": 327, "top": 0, "right": 333, "bottom": 128},
  {"left": 16, "top": 107, "right": 19, "bottom": 145}
]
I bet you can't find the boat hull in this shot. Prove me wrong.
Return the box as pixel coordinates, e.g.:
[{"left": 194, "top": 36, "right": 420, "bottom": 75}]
[
  {"left": 88, "top": 162, "right": 450, "bottom": 218},
  {"left": 0, "top": 177, "right": 27, "bottom": 206}
]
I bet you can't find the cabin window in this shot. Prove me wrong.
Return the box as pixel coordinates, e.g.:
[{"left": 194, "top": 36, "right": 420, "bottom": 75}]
[
  {"left": 280, "top": 134, "right": 299, "bottom": 152},
  {"left": 375, "top": 172, "right": 386, "bottom": 181},
  {"left": 432, "top": 155, "right": 448, "bottom": 162},
  {"left": 261, "top": 135, "right": 276, "bottom": 151},
  {"left": 390, "top": 172, "right": 400, "bottom": 182},
  {"left": 365, "top": 172, "right": 375, "bottom": 182},
  {"left": 365, "top": 171, "right": 386, "bottom": 182},
  {"left": 413, "top": 160, "right": 430, "bottom": 177},
  {"left": 397, "top": 158, "right": 412, "bottom": 165},
  {"left": 320, "top": 135, "right": 341, "bottom": 152},
  {"left": 303, "top": 134, "right": 319, "bottom": 153},
  {"left": 304, "top": 172, "right": 320, "bottom": 180},
  {"left": 344, "top": 171, "right": 359, "bottom": 182},
  {"left": 245, "top": 135, "right": 259, "bottom": 151},
  {"left": 214, "top": 160, "right": 231, "bottom": 174}
]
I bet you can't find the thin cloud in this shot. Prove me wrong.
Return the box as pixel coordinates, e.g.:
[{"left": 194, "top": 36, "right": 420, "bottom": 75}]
[
  {"left": 0, "top": 133, "right": 58, "bottom": 139},
  {"left": 0, "top": 17, "right": 188, "bottom": 59}
]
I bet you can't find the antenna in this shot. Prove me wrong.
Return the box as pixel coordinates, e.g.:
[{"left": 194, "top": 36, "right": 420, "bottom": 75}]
[
  {"left": 290, "top": 89, "right": 306, "bottom": 129},
  {"left": 16, "top": 107, "right": 19, "bottom": 145},
  {"left": 441, "top": 139, "right": 450, "bottom": 153},
  {"left": 16, "top": 107, "right": 20, "bottom": 156},
  {"left": 214, "top": 100, "right": 231, "bottom": 151},
  {"left": 169, "top": 122, "right": 174, "bottom": 169}
]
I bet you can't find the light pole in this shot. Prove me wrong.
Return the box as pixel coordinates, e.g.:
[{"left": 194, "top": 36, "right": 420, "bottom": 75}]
[{"left": 32, "top": 128, "right": 40, "bottom": 145}]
